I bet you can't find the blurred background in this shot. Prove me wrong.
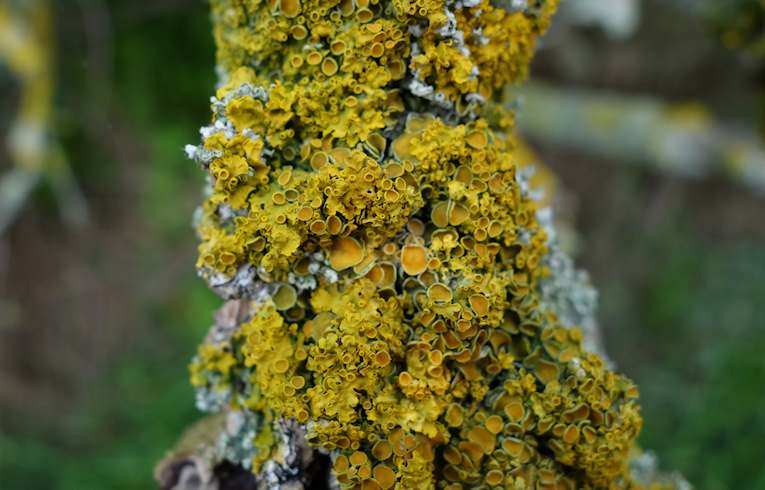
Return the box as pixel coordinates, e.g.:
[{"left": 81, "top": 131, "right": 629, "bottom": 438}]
[{"left": 0, "top": 0, "right": 763, "bottom": 488}]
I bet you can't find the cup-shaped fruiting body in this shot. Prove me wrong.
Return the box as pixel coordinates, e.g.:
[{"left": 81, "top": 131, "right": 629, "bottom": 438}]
[{"left": 186, "top": 0, "right": 657, "bottom": 488}]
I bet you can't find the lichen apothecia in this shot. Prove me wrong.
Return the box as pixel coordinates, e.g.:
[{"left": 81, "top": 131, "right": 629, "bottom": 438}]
[{"left": 183, "top": 0, "right": 682, "bottom": 488}]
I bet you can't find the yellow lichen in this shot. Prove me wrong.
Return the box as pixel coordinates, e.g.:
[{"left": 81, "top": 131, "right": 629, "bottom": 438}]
[{"left": 186, "top": 0, "right": 657, "bottom": 487}]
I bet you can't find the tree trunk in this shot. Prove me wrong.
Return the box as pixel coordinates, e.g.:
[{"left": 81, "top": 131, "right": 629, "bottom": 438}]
[{"left": 157, "top": 1, "right": 689, "bottom": 488}]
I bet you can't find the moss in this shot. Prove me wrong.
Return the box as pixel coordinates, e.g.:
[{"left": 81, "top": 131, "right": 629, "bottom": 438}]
[{"left": 184, "top": 0, "right": 670, "bottom": 488}]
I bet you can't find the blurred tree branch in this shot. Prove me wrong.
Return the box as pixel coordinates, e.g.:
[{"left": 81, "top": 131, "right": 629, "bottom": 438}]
[
  {"left": 0, "top": 0, "right": 89, "bottom": 234},
  {"left": 511, "top": 82, "right": 765, "bottom": 195}
]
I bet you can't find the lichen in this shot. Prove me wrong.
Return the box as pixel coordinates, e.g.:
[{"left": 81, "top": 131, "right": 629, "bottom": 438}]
[{"left": 183, "top": 0, "right": 681, "bottom": 488}]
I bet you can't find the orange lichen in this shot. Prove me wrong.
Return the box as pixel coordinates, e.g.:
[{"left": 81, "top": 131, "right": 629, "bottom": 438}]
[
  {"left": 401, "top": 244, "right": 428, "bottom": 276},
  {"left": 329, "top": 236, "right": 365, "bottom": 271}
]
